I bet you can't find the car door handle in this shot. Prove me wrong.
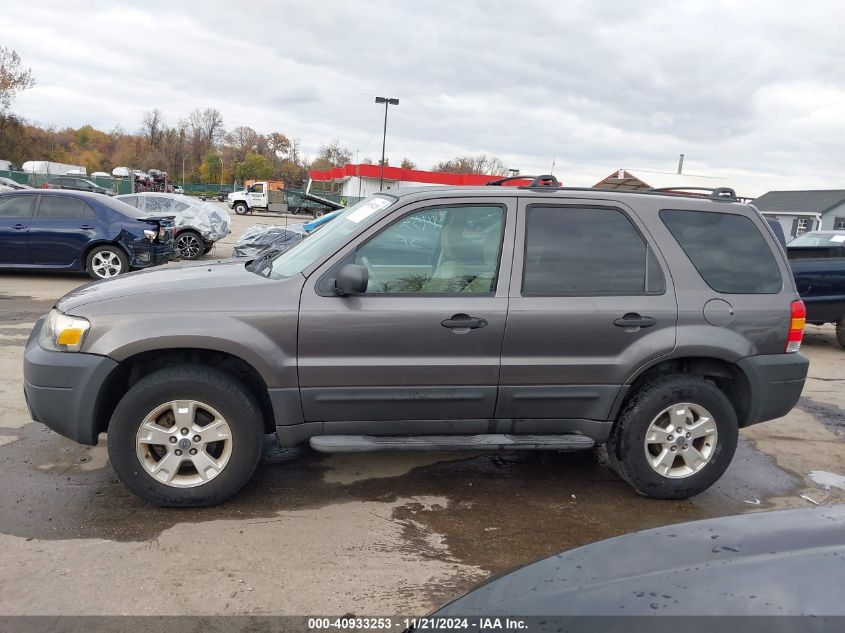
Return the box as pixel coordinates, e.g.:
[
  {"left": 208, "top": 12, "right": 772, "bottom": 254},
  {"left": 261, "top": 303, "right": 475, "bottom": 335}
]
[
  {"left": 441, "top": 313, "right": 488, "bottom": 329},
  {"left": 613, "top": 313, "right": 657, "bottom": 329},
  {"left": 79, "top": 224, "right": 95, "bottom": 230},
  {"left": 12, "top": 223, "right": 27, "bottom": 230}
]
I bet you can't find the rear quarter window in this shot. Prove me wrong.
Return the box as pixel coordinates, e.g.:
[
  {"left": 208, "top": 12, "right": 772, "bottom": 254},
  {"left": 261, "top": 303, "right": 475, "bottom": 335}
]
[{"left": 660, "top": 209, "right": 782, "bottom": 294}]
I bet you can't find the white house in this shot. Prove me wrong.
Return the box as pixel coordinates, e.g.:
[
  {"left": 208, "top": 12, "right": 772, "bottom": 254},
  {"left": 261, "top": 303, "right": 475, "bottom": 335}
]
[{"left": 752, "top": 190, "right": 845, "bottom": 240}]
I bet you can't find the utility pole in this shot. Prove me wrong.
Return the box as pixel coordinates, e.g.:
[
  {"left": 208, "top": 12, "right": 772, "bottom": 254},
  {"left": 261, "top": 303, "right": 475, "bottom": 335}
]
[
  {"left": 374, "top": 96, "right": 399, "bottom": 191},
  {"left": 182, "top": 154, "right": 189, "bottom": 187}
]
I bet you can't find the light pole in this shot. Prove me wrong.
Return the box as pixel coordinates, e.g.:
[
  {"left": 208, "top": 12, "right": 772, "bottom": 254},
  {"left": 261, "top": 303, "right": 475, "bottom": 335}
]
[{"left": 374, "top": 96, "right": 399, "bottom": 191}]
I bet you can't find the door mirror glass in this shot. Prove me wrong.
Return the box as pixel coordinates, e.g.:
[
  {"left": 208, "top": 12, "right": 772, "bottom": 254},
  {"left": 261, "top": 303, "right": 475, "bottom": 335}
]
[{"left": 335, "top": 263, "right": 368, "bottom": 296}]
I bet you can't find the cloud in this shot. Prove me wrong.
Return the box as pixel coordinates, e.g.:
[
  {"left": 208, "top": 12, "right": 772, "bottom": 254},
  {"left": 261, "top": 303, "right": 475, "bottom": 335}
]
[{"left": 1, "top": 0, "right": 843, "bottom": 195}]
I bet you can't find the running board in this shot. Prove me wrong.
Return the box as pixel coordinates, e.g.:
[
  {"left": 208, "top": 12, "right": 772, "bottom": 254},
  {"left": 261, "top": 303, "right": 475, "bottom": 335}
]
[{"left": 309, "top": 434, "right": 595, "bottom": 454}]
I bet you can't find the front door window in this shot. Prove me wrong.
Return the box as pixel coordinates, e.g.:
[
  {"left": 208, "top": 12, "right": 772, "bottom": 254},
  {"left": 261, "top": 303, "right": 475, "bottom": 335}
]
[{"left": 354, "top": 205, "right": 504, "bottom": 294}]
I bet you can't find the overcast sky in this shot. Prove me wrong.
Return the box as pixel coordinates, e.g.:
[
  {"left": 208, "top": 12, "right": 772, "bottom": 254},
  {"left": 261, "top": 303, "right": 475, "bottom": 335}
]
[{"left": 2, "top": 0, "right": 844, "bottom": 195}]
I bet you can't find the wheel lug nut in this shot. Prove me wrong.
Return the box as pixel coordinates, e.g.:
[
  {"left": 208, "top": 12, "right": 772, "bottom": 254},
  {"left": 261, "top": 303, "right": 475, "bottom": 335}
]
[
  {"left": 175, "top": 449, "right": 182, "bottom": 456},
  {"left": 686, "top": 432, "right": 691, "bottom": 439},
  {"left": 180, "top": 428, "right": 189, "bottom": 436},
  {"left": 676, "top": 427, "right": 683, "bottom": 433},
  {"left": 189, "top": 448, "right": 197, "bottom": 455},
  {"left": 169, "top": 437, "right": 177, "bottom": 444},
  {"left": 671, "top": 446, "right": 677, "bottom": 452},
  {"left": 193, "top": 435, "right": 201, "bottom": 442},
  {"left": 668, "top": 435, "right": 674, "bottom": 441}
]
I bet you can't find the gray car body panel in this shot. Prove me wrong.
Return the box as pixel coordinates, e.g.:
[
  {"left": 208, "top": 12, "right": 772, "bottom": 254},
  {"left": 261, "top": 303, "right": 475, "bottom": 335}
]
[
  {"left": 29, "top": 186, "right": 807, "bottom": 446},
  {"left": 434, "top": 505, "right": 845, "bottom": 616}
]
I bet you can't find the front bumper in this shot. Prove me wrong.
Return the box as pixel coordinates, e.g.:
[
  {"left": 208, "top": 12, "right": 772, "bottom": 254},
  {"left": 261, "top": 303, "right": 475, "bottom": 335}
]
[
  {"left": 737, "top": 352, "right": 809, "bottom": 427},
  {"left": 23, "top": 318, "right": 118, "bottom": 445}
]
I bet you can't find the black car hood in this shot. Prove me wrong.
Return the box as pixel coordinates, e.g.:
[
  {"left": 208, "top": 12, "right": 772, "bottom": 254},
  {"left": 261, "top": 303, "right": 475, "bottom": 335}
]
[
  {"left": 437, "top": 505, "right": 845, "bottom": 616},
  {"left": 57, "top": 258, "right": 273, "bottom": 312}
]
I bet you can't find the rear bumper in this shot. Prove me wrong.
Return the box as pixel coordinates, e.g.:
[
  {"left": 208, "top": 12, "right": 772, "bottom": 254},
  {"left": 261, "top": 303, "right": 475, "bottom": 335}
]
[
  {"left": 737, "top": 353, "right": 809, "bottom": 427},
  {"left": 129, "top": 243, "right": 172, "bottom": 269},
  {"left": 23, "top": 318, "right": 117, "bottom": 445}
]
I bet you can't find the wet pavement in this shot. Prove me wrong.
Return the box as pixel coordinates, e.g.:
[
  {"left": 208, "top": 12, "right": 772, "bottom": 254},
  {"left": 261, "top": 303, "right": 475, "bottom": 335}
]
[{"left": 1, "top": 218, "right": 843, "bottom": 615}]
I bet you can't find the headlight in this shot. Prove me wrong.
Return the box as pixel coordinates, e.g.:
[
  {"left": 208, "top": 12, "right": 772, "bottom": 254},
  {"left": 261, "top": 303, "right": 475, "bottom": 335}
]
[{"left": 38, "top": 309, "right": 90, "bottom": 352}]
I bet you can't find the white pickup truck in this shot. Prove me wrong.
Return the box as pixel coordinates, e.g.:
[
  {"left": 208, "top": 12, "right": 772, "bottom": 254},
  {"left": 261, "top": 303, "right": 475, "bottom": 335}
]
[{"left": 227, "top": 181, "right": 343, "bottom": 217}]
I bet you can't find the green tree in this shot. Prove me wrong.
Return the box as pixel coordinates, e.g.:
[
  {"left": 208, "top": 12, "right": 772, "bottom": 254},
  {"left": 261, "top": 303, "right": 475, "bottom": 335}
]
[
  {"left": 235, "top": 152, "right": 273, "bottom": 181},
  {"left": 400, "top": 158, "right": 416, "bottom": 170},
  {"left": 200, "top": 152, "right": 222, "bottom": 183}
]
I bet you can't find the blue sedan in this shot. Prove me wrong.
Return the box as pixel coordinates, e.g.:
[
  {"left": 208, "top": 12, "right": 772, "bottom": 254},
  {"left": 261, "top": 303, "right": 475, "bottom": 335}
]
[{"left": 0, "top": 190, "right": 175, "bottom": 280}]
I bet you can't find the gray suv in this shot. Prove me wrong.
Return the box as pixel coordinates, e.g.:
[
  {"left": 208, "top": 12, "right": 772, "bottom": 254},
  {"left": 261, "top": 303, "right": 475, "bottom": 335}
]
[{"left": 23, "top": 178, "right": 809, "bottom": 506}]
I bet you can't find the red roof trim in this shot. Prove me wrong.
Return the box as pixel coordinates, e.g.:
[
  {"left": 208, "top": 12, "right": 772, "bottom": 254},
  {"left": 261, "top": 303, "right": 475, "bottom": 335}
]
[{"left": 308, "top": 164, "right": 531, "bottom": 187}]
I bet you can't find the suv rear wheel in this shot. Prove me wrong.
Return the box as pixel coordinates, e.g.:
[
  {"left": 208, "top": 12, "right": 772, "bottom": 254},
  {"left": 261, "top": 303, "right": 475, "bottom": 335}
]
[
  {"left": 606, "top": 374, "right": 738, "bottom": 500},
  {"left": 107, "top": 366, "right": 264, "bottom": 507}
]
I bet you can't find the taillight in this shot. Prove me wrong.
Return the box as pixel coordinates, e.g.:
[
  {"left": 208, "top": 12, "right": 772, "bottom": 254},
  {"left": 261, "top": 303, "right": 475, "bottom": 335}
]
[
  {"left": 43, "top": 183, "right": 49, "bottom": 189},
  {"left": 786, "top": 300, "right": 806, "bottom": 353},
  {"left": 158, "top": 226, "right": 167, "bottom": 240}
]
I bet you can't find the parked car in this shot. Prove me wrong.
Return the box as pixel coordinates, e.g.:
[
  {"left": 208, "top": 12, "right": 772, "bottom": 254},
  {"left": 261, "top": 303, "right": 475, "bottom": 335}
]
[
  {"left": 232, "top": 223, "right": 307, "bottom": 258},
  {"left": 0, "top": 176, "right": 31, "bottom": 191},
  {"left": 787, "top": 230, "right": 845, "bottom": 348},
  {"left": 116, "top": 193, "right": 231, "bottom": 260},
  {"left": 45, "top": 176, "right": 115, "bottom": 196},
  {"left": 217, "top": 187, "right": 233, "bottom": 202},
  {"left": 23, "top": 181, "right": 808, "bottom": 506},
  {"left": 0, "top": 190, "right": 174, "bottom": 280},
  {"left": 171, "top": 185, "right": 184, "bottom": 194},
  {"left": 428, "top": 505, "right": 845, "bottom": 618}
]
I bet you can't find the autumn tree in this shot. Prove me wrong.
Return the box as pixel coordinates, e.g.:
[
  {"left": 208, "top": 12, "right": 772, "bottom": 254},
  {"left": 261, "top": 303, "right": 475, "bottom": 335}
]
[
  {"left": 432, "top": 154, "right": 508, "bottom": 175},
  {"left": 400, "top": 158, "right": 416, "bottom": 170},
  {"left": 0, "top": 47, "right": 35, "bottom": 113},
  {"left": 310, "top": 140, "right": 351, "bottom": 170}
]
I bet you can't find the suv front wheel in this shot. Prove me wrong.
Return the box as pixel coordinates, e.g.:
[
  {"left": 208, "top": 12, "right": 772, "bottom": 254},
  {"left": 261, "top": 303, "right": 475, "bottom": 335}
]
[
  {"left": 606, "top": 374, "right": 738, "bottom": 500},
  {"left": 108, "top": 366, "right": 264, "bottom": 506}
]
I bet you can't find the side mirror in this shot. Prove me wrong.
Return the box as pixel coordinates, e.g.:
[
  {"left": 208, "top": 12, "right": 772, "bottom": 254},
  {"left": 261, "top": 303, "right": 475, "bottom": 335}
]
[{"left": 334, "top": 263, "right": 368, "bottom": 296}]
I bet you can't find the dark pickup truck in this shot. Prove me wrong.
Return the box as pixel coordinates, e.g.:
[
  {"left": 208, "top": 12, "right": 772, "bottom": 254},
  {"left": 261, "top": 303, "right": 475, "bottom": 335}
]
[{"left": 787, "top": 230, "right": 845, "bottom": 348}]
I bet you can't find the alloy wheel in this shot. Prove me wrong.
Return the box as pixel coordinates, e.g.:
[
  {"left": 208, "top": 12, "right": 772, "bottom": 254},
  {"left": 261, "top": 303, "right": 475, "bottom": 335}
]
[
  {"left": 176, "top": 233, "right": 202, "bottom": 259},
  {"left": 643, "top": 402, "right": 718, "bottom": 479},
  {"left": 91, "top": 250, "right": 123, "bottom": 278},
  {"left": 135, "top": 400, "right": 233, "bottom": 488}
]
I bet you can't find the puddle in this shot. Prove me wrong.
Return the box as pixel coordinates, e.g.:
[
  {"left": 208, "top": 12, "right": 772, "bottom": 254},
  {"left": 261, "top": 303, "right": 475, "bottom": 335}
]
[{"left": 809, "top": 470, "right": 845, "bottom": 491}]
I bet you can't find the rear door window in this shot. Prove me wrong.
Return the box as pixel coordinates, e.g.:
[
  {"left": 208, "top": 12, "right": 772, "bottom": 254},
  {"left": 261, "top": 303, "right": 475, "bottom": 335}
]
[
  {"left": 522, "top": 206, "right": 665, "bottom": 295},
  {"left": 0, "top": 195, "right": 36, "bottom": 218},
  {"left": 660, "top": 209, "right": 782, "bottom": 294},
  {"left": 37, "top": 196, "right": 94, "bottom": 219}
]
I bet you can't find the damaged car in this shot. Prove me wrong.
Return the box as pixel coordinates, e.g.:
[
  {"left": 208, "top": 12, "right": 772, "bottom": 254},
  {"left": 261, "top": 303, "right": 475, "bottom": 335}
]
[
  {"left": 116, "top": 192, "right": 231, "bottom": 259},
  {"left": 0, "top": 189, "right": 174, "bottom": 279},
  {"left": 232, "top": 222, "right": 308, "bottom": 258}
]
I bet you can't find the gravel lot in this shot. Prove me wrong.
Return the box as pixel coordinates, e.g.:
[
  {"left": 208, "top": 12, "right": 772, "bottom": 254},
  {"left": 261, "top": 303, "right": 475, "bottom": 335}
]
[{"left": 0, "top": 205, "right": 843, "bottom": 616}]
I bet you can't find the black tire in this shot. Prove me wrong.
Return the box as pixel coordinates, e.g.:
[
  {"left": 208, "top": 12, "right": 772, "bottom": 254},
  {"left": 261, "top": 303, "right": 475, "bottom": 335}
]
[
  {"left": 85, "top": 244, "right": 129, "bottom": 280},
  {"left": 203, "top": 244, "right": 214, "bottom": 255},
  {"left": 175, "top": 229, "right": 204, "bottom": 260},
  {"left": 108, "top": 366, "right": 264, "bottom": 507},
  {"left": 234, "top": 202, "right": 249, "bottom": 215},
  {"left": 836, "top": 317, "right": 845, "bottom": 349},
  {"left": 312, "top": 208, "right": 325, "bottom": 219},
  {"left": 606, "top": 374, "right": 738, "bottom": 500}
]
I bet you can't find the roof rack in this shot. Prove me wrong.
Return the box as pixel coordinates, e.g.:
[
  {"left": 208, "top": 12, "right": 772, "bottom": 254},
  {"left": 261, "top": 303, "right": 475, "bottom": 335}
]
[
  {"left": 650, "top": 186, "right": 738, "bottom": 202},
  {"left": 486, "top": 174, "right": 561, "bottom": 189}
]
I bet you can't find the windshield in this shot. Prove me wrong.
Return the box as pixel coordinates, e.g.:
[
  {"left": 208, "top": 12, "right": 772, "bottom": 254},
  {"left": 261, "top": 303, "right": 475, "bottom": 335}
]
[
  {"left": 789, "top": 231, "right": 845, "bottom": 246},
  {"left": 268, "top": 195, "right": 395, "bottom": 278}
]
